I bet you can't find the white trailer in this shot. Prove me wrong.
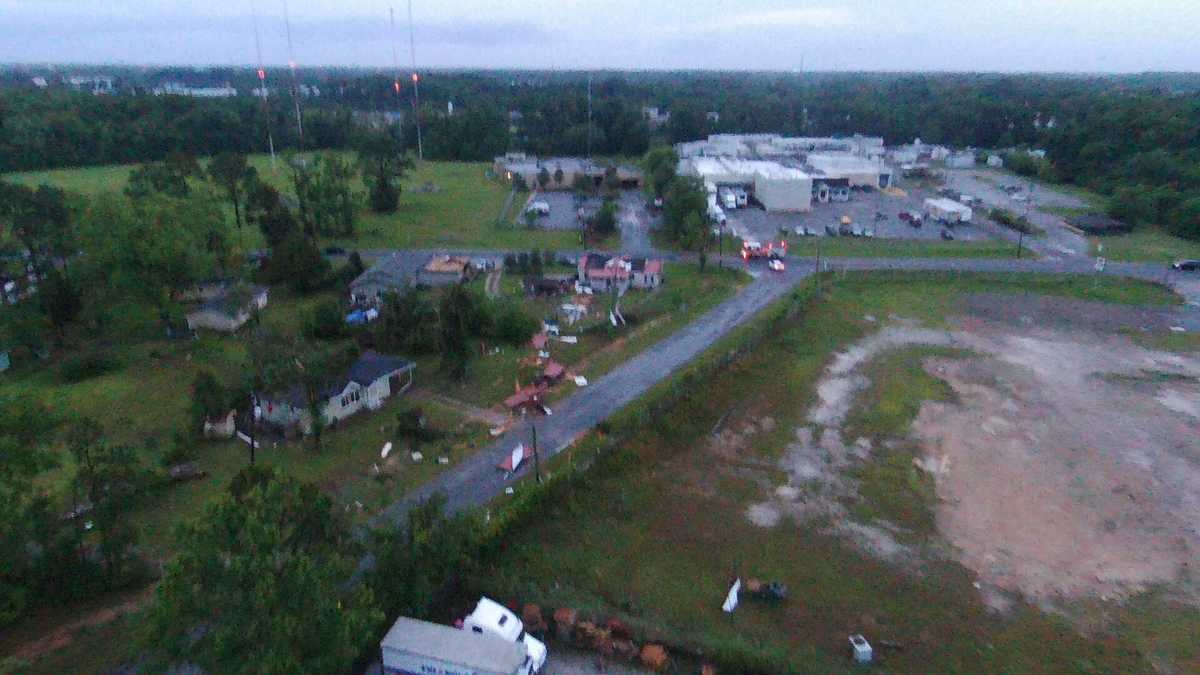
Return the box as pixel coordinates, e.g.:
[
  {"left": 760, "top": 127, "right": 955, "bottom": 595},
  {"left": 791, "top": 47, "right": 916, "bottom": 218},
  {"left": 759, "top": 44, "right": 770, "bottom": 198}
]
[
  {"left": 381, "top": 616, "right": 533, "bottom": 675},
  {"left": 923, "top": 197, "right": 973, "bottom": 224}
]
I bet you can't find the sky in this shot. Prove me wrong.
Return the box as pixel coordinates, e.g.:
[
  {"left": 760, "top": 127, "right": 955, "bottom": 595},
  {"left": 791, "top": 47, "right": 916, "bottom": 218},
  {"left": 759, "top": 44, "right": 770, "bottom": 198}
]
[{"left": 1, "top": 0, "right": 1197, "bottom": 73}]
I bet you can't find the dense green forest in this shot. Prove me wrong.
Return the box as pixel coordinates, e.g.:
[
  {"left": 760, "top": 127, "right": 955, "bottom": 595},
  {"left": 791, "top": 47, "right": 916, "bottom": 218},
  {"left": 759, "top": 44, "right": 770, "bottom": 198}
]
[{"left": 2, "top": 70, "right": 1199, "bottom": 236}]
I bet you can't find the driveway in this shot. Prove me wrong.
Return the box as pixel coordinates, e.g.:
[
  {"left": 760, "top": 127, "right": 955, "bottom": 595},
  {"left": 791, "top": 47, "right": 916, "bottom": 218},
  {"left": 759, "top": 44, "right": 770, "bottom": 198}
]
[{"left": 617, "top": 191, "right": 656, "bottom": 254}]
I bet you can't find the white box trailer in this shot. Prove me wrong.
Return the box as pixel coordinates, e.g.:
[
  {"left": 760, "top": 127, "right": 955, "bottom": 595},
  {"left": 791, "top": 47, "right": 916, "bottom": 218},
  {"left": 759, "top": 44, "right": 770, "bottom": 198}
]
[
  {"left": 381, "top": 616, "right": 534, "bottom": 675},
  {"left": 923, "top": 197, "right": 973, "bottom": 224}
]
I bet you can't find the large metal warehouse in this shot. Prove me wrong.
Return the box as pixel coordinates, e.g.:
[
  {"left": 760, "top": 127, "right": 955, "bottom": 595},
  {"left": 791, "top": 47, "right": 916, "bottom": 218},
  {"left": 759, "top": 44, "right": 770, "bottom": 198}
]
[{"left": 678, "top": 157, "right": 812, "bottom": 212}]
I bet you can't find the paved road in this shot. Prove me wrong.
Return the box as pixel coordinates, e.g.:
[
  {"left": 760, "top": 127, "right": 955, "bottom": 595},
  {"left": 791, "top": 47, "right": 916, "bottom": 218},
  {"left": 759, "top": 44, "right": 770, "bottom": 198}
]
[{"left": 370, "top": 254, "right": 1200, "bottom": 532}]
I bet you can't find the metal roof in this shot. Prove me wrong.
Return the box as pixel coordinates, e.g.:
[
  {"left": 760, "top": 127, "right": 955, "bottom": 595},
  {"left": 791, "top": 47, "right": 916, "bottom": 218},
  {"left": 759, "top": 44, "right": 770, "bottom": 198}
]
[{"left": 381, "top": 616, "right": 525, "bottom": 673}]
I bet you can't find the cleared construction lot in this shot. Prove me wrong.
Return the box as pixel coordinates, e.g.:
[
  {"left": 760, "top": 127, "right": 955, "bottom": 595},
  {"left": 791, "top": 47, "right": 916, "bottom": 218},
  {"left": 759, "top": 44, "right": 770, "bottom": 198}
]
[{"left": 481, "top": 272, "right": 1200, "bottom": 673}]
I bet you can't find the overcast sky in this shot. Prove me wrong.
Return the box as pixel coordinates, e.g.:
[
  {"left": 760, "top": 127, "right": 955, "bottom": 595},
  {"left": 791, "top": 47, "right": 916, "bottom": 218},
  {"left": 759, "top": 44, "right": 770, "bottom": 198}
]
[{"left": 2, "top": 0, "right": 1197, "bottom": 72}]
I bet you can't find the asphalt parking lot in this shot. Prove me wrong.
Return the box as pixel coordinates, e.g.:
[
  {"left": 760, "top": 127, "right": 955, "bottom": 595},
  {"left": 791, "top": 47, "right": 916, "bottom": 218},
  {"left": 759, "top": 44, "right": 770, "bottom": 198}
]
[
  {"left": 727, "top": 183, "right": 994, "bottom": 244},
  {"left": 526, "top": 191, "right": 597, "bottom": 231}
]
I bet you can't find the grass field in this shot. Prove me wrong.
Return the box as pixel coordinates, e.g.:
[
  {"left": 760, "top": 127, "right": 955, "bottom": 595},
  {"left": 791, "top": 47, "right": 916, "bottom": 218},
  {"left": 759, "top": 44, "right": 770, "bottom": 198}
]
[
  {"left": 3, "top": 155, "right": 587, "bottom": 251},
  {"left": 1089, "top": 225, "right": 1200, "bottom": 263},
  {"left": 480, "top": 271, "right": 1194, "bottom": 673}
]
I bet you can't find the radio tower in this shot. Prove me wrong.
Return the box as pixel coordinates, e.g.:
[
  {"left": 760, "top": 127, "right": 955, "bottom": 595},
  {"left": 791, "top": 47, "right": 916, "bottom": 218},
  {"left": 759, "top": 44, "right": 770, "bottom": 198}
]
[
  {"left": 250, "top": 0, "right": 276, "bottom": 169},
  {"left": 407, "top": 0, "right": 423, "bottom": 160},
  {"left": 389, "top": 8, "right": 404, "bottom": 130},
  {"left": 282, "top": 0, "right": 304, "bottom": 146}
]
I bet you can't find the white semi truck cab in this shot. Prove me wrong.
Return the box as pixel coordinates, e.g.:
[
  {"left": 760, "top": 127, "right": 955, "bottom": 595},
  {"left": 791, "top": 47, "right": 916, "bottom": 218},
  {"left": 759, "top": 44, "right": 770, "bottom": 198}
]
[{"left": 463, "top": 597, "right": 548, "bottom": 674}]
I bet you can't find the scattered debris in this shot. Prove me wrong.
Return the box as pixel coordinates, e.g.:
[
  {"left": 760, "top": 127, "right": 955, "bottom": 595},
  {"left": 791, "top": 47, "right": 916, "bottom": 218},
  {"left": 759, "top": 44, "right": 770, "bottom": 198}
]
[
  {"left": 849, "top": 634, "right": 873, "bottom": 664},
  {"left": 438, "top": 456, "right": 449, "bottom": 465},
  {"left": 166, "top": 462, "right": 207, "bottom": 482},
  {"left": 721, "top": 578, "right": 741, "bottom": 613},
  {"left": 574, "top": 375, "right": 589, "bottom": 387},
  {"left": 410, "top": 451, "right": 423, "bottom": 462},
  {"left": 381, "top": 441, "right": 393, "bottom": 459},
  {"left": 504, "top": 486, "right": 515, "bottom": 495},
  {"left": 639, "top": 644, "right": 669, "bottom": 672}
]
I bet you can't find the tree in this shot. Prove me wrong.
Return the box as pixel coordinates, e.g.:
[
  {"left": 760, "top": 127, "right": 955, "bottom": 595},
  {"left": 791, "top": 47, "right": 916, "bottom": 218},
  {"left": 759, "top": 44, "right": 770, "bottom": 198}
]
[
  {"left": 1, "top": 182, "right": 73, "bottom": 277},
  {"left": 377, "top": 287, "right": 439, "bottom": 354},
  {"left": 269, "top": 233, "right": 330, "bottom": 294},
  {"left": 537, "top": 167, "right": 551, "bottom": 189},
  {"left": 662, "top": 175, "right": 708, "bottom": 242},
  {"left": 681, "top": 211, "right": 713, "bottom": 272},
  {"left": 306, "top": 297, "right": 345, "bottom": 341},
  {"left": 125, "top": 153, "right": 202, "bottom": 201},
  {"left": 207, "top": 153, "right": 257, "bottom": 230},
  {"left": 67, "top": 420, "right": 147, "bottom": 589},
  {"left": 571, "top": 173, "right": 593, "bottom": 195},
  {"left": 439, "top": 285, "right": 485, "bottom": 381},
  {"left": 191, "top": 371, "right": 229, "bottom": 431},
  {"left": 148, "top": 469, "right": 380, "bottom": 674},
  {"left": 591, "top": 199, "right": 618, "bottom": 237},
  {"left": 357, "top": 127, "right": 413, "bottom": 214},
  {"left": 290, "top": 153, "right": 358, "bottom": 237},
  {"left": 39, "top": 268, "right": 82, "bottom": 341},
  {"left": 245, "top": 180, "right": 297, "bottom": 247},
  {"left": 553, "top": 167, "right": 565, "bottom": 187},
  {"left": 641, "top": 146, "right": 678, "bottom": 198},
  {"left": 77, "top": 194, "right": 223, "bottom": 322}
]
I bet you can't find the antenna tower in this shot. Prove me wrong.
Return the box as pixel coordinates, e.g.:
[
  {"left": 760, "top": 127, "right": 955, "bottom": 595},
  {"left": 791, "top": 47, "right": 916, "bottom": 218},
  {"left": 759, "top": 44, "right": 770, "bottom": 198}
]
[
  {"left": 282, "top": 0, "right": 304, "bottom": 145},
  {"left": 407, "top": 0, "right": 423, "bottom": 159},
  {"left": 250, "top": 0, "right": 276, "bottom": 169}
]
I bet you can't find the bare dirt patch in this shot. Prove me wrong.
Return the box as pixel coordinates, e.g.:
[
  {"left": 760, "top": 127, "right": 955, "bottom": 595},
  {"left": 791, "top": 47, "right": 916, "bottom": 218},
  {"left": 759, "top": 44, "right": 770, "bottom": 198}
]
[{"left": 913, "top": 322, "right": 1200, "bottom": 608}]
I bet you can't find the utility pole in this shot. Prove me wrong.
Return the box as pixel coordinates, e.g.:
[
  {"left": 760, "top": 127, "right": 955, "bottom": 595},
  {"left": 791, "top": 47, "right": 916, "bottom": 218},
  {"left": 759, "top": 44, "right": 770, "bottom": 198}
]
[
  {"left": 587, "top": 74, "right": 593, "bottom": 160},
  {"left": 531, "top": 423, "right": 542, "bottom": 484},
  {"left": 250, "top": 0, "right": 276, "bottom": 170},
  {"left": 282, "top": 0, "right": 304, "bottom": 145},
  {"left": 407, "top": 0, "right": 424, "bottom": 160}
]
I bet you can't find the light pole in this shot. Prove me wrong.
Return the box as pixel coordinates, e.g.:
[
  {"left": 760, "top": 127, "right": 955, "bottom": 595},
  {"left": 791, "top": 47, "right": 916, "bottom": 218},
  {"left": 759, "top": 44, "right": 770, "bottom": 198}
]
[{"left": 531, "top": 423, "right": 542, "bottom": 484}]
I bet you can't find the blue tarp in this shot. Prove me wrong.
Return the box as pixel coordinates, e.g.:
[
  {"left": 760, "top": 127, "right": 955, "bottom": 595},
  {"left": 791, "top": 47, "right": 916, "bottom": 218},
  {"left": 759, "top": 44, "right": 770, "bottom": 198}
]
[{"left": 345, "top": 310, "right": 367, "bottom": 325}]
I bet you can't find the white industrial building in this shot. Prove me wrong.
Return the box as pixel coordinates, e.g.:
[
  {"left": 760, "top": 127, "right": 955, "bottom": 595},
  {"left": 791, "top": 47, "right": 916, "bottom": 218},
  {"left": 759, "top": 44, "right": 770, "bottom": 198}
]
[
  {"left": 678, "top": 157, "right": 812, "bottom": 212},
  {"left": 676, "top": 133, "right": 884, "bottom": 161},
  {"left": 805, "top": 154, "right": 891, "bottom": 189}
]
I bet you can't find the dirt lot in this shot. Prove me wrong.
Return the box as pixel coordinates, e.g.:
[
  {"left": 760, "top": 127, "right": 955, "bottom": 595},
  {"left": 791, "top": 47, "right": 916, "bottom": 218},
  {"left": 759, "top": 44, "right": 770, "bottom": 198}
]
[{"left": 773, "top": 296, "right": 1200, "bottom": 614}]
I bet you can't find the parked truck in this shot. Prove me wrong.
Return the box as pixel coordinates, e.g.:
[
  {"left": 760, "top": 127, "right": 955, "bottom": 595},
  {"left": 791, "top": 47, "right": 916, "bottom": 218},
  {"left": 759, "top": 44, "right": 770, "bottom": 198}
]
[
  {"left": 380, "top": 616, "right": 535, "bottom": 675},
  {"left": 463, "top": 597, "right": 548, "bottom": 673}
]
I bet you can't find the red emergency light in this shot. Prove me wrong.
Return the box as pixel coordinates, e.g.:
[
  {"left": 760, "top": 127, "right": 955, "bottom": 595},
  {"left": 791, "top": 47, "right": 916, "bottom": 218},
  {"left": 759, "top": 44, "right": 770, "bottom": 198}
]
[
  {"left": 411, "top": 73, "right": 420, "bottom": 83},
  {"left": 257, "top": 69, "right": 266, "bottom": 81},
  {"left": 393, "top": 81, "right": 401, "bottom": 93}
]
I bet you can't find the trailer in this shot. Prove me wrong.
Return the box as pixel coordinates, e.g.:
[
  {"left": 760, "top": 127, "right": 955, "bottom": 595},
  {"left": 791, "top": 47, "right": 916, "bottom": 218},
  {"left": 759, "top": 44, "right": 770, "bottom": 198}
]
[
  {"left": 923, "top": 197, "right": 973, "bottom": 224},
  {"left": 380, "top": 616, "right": 535, "bottom": 675}
]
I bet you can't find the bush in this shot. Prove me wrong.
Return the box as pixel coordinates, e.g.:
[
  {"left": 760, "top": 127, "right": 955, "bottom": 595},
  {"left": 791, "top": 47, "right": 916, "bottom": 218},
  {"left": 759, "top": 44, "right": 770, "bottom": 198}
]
[
  {"left": 987, "top": 208, "right": 1042, "bottom": 235},
  {"left": 307, "top": 298, "right": 346, "bottom": 341},
  {"left": 489, "top": 299, "right": 539, "bottom": 345},
  {"left": 58, "top": 351, "right": 120, "bottom": 383}
]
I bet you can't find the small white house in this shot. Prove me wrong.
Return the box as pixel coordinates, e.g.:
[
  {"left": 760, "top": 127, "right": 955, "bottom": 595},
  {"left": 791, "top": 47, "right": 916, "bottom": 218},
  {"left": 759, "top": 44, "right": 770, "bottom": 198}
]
[{"left": 258, "top": 351, "right": 415, "bottom": 435}]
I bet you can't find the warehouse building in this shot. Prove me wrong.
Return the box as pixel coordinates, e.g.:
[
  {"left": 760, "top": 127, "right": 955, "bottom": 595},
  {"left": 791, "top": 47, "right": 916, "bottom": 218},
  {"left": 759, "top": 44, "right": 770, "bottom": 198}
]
[
  {"left": 677, "top": 157, "right": 813, "bottom": 212},
  {"left": 805, "top": 153, "right": 892, "bottom": 189},
  {"left": 493, "top": 153, "right": 642, "bottom": 190},
  {"left": 676, "top": 133, "right": 884, "bottom": 161}
]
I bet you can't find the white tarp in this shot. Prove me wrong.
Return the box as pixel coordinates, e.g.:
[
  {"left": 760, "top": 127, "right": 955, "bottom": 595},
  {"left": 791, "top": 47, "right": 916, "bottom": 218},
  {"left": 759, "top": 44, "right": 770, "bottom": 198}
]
[
  {"left": 722, "top": 578, "right": 741, "bottom": 613},
  {"left": 511, "top": 444, "right": 525, "bottom": 471}
]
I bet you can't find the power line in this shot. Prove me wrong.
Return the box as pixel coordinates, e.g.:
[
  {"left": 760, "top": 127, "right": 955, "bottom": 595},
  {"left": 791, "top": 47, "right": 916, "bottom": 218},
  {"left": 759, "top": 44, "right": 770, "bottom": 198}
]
[{"left": 407, "top": 0, "right": 423, "bottom": 160}]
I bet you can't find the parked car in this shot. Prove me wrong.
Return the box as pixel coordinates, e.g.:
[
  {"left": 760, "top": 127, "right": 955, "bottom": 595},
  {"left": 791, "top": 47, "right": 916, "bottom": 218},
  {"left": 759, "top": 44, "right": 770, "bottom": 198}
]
[
  {"left": 525, "top": 201, "right": 551, "bottom": 216},
  {"left": 794, "top": 226, "right": 815, "bottom": 237},
  {"left": 1172, "top": 259, "right": 1200, "bottom": 272},
  {"left": 863, "top": 228, "right": 875, "bottom": 238},
  {"left": 941, "top": 229, "right": 955, "bottom": 241},
  {"left": 768, "top": 259, "right": 786, "bottom": 272},
  {"left": 825, "top": 224, "right": 839, "bottom": 236}
]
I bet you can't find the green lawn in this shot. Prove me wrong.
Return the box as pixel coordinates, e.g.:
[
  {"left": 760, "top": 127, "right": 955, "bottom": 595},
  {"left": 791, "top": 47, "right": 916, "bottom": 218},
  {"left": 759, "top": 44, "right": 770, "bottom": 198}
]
[
  {"left": 480, "top": 272, "right": 1194, "bottom": 673},
  {"left": 1089, "top": 225, "right": 1200, "bottom": 263},
  {"left": 3, "top": 155, "right": 587, "bottom": 251}
]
